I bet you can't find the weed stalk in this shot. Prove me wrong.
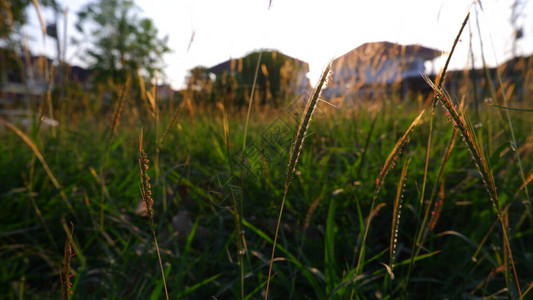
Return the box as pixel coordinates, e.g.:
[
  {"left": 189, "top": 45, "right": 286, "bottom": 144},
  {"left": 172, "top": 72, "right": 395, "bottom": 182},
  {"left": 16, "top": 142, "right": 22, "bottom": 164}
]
[
  {"left": 139, "top": 130, "right": 169, "bottom": 300},
  {"left": 405, "top": 11, "right": 469, "bottom": 292},
  {"left": 423, "top": 74, "right": 521, "bottom": 298},
  {"left": 264, "top": 63, "right": 331, "bottom": 299}
]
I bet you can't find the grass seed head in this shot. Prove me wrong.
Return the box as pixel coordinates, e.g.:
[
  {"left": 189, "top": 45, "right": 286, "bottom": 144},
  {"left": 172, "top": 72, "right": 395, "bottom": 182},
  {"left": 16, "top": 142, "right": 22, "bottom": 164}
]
[
  {"left": 60, "top": 225, "right": 75, "bottom": 300},
  {"left": 139, "top": 133, "right": 154, "bottom": 219}
]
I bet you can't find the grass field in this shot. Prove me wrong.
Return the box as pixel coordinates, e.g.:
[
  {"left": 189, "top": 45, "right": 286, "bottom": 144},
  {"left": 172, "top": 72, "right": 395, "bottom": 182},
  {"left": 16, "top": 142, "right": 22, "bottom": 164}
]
[
  {"left": 1, "top": 78, "right": 532, "bottom": 299},
  {"left": 2, "top": 6, "right": 533, "bottom": 299}
]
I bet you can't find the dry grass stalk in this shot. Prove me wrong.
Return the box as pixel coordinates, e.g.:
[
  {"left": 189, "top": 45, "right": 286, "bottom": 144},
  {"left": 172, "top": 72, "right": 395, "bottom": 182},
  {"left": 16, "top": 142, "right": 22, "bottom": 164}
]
[
  {"left": 138, "top": 70, "right": 148, "bottom": 103},
  {"left": 264, "top": 63, "right": 331, "bottom": 300},
  {"left": 423, "top": 76, "right": 495, "bottom": 209},
  {"left": 147, "top": 83, "right": 157, "bottom": 116},
  {"left": 375, "top": 110, "right": 424, "bottom": 193},
  {"left": 517, "top": 173, "right": 533, "bottom": 195},
  {"left": 109, "top": 78, "right": 131, "bottom": 139},
  {"left": 0, "top": 118, "right": 74, "bottom": 215},
  {"left": 217, "top": 102, "right": 230, "bottom": 153},
  {"left": 159, "top": 101, "right": 184, "bottom": 145},
  {"left": 304, "top": 196, "right": 322, "bottom": 231},
  {"left": 423, "top": 74, "right": 522, "bottom": 298},
  {"left": 30, "top": 0, "right": 46, "bottom": 38}
]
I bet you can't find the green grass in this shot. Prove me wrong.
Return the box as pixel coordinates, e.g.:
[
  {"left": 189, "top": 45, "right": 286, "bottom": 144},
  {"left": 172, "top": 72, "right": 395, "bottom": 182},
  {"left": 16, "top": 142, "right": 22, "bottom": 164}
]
[{"left": 1, "top": 94, "right": 532, "bottom": 298}]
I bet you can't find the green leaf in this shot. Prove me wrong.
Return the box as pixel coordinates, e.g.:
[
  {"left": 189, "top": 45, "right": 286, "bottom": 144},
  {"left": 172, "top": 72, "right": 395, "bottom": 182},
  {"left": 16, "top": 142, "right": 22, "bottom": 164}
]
[
  {"left": 488, "top": 104, "right": 533, "bottom": 112},
  {"left": 149, "top": 264, "right": 171, "bottom": 300},
  {"left": 325, "top": 197, "right": 338, "bottom": 294}
]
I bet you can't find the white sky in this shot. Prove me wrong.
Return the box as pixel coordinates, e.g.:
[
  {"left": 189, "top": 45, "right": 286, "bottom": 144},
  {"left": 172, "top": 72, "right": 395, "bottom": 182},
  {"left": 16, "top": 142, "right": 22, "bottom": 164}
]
[{"left": 23, "top": 0, "right": 533, "bottom": 89}]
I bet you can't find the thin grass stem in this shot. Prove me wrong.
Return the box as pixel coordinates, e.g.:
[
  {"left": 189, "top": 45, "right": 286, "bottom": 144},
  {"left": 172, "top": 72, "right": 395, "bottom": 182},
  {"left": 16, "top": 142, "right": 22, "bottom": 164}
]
[
  {"left": 356, "top": 110, "right": 424, "bottom": 275},
  {"left": 264, "top": 63, "right": 331, "bottom": 300},
  {"left": 405, "top": 12, "right": 469, "bottom": 291}
]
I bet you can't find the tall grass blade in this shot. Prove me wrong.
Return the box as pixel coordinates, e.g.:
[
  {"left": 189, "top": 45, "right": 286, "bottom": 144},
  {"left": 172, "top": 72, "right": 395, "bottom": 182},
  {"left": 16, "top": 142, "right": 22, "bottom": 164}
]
[
  {"left": 325, "top": 196, "right": 338, "bottom": 294},
  {"left": 488, "top": 104, "right": 533, "bottom": 112},
  {"left": 243, "top": 219, "right": 324, "bottom": 298},
  {"left": 243, "top": 51, "right": 262, "bottom": 152},
  {"left": 0, "top": 118, "right": 75, "bottom": 215}
]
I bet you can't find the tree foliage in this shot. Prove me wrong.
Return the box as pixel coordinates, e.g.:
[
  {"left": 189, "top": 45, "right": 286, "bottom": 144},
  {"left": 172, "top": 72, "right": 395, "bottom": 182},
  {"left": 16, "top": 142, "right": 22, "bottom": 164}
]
[
  {"left": 187, "top": 50, "right": 310, "bottom": 108},
  {"left": 186, "top": 66, "right": 214, "bottom": 103},
  {"left": 74, "top": 0, "right": 170, "bottom": 87},
  {"left": 0, "top": 0, "right": 30, "bottom": 40}
]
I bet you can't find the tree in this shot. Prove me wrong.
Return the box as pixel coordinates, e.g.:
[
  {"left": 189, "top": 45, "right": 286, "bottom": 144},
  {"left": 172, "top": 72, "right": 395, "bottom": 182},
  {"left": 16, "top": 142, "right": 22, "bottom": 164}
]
[
  {"left": 74, "top": 0, "right": 170, "bottom": 88},
  {"left": 185, "top": 66, "right": 214, "bottom": 103},
  {"left": 209, "top": 50, "right": 311, "bottom": 108},
  {"left": 1, "top": 0, "right": 59, "bottom": 93},
  {"left": 0, "top": 0, "right": 30, "bottom": 40}
]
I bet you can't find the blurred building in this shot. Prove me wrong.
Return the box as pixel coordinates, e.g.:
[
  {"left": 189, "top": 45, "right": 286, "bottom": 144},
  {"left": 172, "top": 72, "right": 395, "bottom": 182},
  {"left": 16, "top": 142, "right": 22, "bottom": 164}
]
[
  {"left": 0, "top": 47, "right": 51, "bottom": 105},
  {"left": 324, "top": 41, "right": 443, "bottom": 102}
]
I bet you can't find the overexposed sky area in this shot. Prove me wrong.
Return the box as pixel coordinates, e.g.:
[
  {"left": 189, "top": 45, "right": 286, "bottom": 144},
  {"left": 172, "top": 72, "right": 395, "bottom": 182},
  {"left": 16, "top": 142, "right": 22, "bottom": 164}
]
[{"left": 23, "top": 0, "right": 533, "bottom": 89}]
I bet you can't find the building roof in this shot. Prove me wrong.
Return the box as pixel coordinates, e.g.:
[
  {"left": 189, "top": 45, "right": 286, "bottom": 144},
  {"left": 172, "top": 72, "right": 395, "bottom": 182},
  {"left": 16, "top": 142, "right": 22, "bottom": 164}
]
[{"left": 334, "top": 41, "right": 443, "bottom": 64}]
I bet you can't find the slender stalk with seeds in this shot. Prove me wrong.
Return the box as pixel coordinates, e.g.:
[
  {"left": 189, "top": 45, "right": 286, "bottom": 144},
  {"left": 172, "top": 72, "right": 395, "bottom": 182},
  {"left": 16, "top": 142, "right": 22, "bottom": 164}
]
[
  {"left": 383, "top": 158, "right": 410, "bottom": 292},
  {"left": 159, "top": 100, "right": 184, "bottom": 146},
  {"left": 355, "top": 109, "right": 424, "bottom": 275},
  {"left": 420, "top": 128, "right": 457, "bottom": 243},
  {"left": 60, "top": 223, "right": 75, "bottom": 300},
  {"left": 139, "top": 131, "right": 169, "bottom": 300},
  {"left": 264, "top": 63, "right": 331, "bottom": 300},
  {"left": 390, "top": 158, "right": 410, "bottom": 270},
  {"left": 405, "top": 12, "right": 469, "bottom": 291},
  {"left": 423, "top": 74, "right": 521, "bottom": 299}
]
